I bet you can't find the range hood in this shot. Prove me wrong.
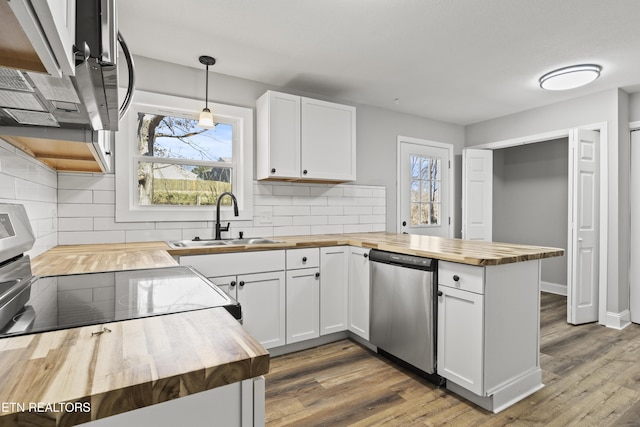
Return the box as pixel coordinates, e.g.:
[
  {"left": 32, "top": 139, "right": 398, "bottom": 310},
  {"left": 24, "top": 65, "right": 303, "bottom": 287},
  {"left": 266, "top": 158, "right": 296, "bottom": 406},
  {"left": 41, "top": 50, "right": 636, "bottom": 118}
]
[{"left": 0, "top": 0, "right": 134, "bottom": 172}]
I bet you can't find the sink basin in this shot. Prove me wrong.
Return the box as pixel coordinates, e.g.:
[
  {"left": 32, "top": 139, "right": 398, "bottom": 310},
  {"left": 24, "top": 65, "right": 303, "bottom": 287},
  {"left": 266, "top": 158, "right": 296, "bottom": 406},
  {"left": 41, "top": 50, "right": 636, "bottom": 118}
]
[
  {"left": 225, "top": 238, "right": 282, "bottom": 245},
  {"left": 168, "top": 238, "right": 282, "bottom": 248},
  {"left": 168, "top": 240, "right": 230, "bottom": 248}
]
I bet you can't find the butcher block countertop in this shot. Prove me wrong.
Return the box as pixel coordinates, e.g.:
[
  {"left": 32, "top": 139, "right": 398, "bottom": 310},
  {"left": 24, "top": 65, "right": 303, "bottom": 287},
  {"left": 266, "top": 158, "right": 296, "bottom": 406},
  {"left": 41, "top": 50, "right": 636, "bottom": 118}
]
[
  {"left": 14, "top": 232, "right": 561, "bottom": 426},
  {"left": 0, "top": 308, "right": 269, "bottom": 426},
  {"left": 31, "top": 232, "right": 564, "bottom": 277}
]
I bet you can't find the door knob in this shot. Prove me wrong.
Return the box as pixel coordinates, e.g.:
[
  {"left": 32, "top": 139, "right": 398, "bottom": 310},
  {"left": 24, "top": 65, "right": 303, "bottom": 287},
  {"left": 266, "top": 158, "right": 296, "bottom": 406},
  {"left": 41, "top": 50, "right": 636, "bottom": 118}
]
[
  {"left": 437, "top": 290, "right": 443, "bottom": 297},
  {"left": 402, "top": 221, "right": 407, "bottom": 226}
]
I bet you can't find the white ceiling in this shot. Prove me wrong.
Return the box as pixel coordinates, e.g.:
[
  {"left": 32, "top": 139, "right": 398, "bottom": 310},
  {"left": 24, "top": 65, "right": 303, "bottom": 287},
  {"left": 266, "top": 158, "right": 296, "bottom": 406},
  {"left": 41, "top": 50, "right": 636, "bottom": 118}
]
[{"left": 118, "top": 0, "right": 640, "bottom": 126}]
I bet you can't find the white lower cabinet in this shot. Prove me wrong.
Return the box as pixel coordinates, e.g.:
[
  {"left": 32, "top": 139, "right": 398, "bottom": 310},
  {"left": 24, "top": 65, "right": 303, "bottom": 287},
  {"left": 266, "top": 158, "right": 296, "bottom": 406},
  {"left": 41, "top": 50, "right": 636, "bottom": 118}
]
[
  {"left": 179, "top": 251, "right": 286, "bottom": 350},
  {"left": 87, "top": 376, "right": 265, "bottom": 427},
  {"left": 285, "top": 248, "right": 320, "bottom": 344},
  {"left": 286, "top": 268, "right": 319, "bottom": 344},
  {"left": 348, "top": 247, "right": 370, "bottom": 340},
  {"left": 210, "top": 272, "right": 286, "bottom": 349},
  {"left": 437, "top": 284, "right": 484, "bottom": 395},
  {"left": 319, "top": 246, "right": 349, "bottom": 335},
  {"left": 437, "top": 259, "right": 543, "bottom": 413}
]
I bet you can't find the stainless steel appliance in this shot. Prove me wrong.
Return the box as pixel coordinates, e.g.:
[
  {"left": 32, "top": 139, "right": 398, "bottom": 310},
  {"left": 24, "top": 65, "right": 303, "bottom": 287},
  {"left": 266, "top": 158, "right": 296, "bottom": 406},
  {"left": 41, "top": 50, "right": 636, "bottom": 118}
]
[
  {"left": 369, "top": 249, "right": 439, "bottom": 377},
  {"left": 0, "top": 0, "right": 135, "bottom": 140},
  {"left": 0, "top": 203, "right": 240, "bottom": 339}
]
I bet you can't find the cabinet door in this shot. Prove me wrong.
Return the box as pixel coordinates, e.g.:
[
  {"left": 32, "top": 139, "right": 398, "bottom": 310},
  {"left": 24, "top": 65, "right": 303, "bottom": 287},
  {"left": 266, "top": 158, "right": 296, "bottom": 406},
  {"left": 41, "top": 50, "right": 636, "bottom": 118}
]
[
  {"left": 286, "top": 268, "right": 320, "bottom": 344},
  {"left": 256, "top": 91, "right": 300, "bottom": 179},
  {"left": 320, "top": 247, "right": 349, "bottom": 335},
  {"left": 301, "top": 97, "right": 356, "bottom": 181},
  {"left": 348, "top": 247, "right": 370, "bottom": 340},
  {"left": 10, "top": 0, "right": 76, "bottom": 76},
  {"left": 237, "top": 271, "right": 286, "bottom": 349},
  {"left": 209, "top": 275, "right": 238, "bottom": 300},
  {"left": 437, "top": 285, "right": 484, "bottom": 395}
]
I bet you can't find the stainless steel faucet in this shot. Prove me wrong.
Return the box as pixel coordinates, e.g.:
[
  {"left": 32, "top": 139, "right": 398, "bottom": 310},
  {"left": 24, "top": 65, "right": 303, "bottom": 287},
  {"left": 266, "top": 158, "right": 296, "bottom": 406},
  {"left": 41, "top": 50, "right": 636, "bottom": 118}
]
[{"left": 215, "top": 192, "right": 239, "bottom": 240}]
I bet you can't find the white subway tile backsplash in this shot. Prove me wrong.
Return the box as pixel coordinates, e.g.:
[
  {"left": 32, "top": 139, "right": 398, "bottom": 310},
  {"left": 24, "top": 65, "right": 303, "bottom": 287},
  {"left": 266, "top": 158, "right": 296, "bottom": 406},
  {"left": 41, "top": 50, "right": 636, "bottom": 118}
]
[
  {"left": 273, "top": 185, "right": 311, "bottom": 197},
  {"left": 310, "top": 206, "right": 344, "bottom": 216},
  {"left": 59, "top": 217, "right": 93, "bottom": 232},
  {"left": 58, "top": 189, "right": 93, "bottom": 204},
  {"left": 293, "top": 196, "right": 328, "bottom": 206},
  {"left": 328, "top": 215, "right": 359, "bottom": 225},
  {"left": 59, "top": 230, "right": 125, "bottom": 245},
  {"left": 0, "top": 140, "right": 57, "bottom": 257},
  {"left": 58, "top": 203, "right": 114, "bottom": 218},
  {"left": 293, "top": 215, "right": 328, "bottom": 226},
  {"left": 344, "top": 206, "right": 373, "bottom": 215},
  {"left": 93, "top": 190, "right": 115, "bottom": 204},
  {"left": 309, "top": 186, "right": 344, "bottom": 197},
  {"left": 273, "top": 205, "right": 310, "bottom": 216},
  {"left": 344, "top": 224, "right": 374, "bottom": 233},
  {"left": 5, "top": 159, "right": 387, "bottom": 246},
  {"left": 254, "top": 194, "right": 293, "bottom": 206},
  {"left": 0, "top": 176, "right": 15, "bottom": 199},
  {"left": 310, "top": 225, "right": 344, "bottom": 235},
  {"left": 126, "top": 229, "right": 182, "bottom": 243},
  {"left": 94, "top": 217, "right": 154, "bottom": 231},
  {"left": 273, "top": 225, "right": 311, "bottom": 236}
]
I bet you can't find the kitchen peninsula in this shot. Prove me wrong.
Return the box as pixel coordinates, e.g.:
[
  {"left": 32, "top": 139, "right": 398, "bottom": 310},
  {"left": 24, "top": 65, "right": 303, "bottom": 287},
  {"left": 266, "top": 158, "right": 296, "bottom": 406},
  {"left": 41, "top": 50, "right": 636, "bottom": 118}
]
[{"left": 3, "top": 232, "right": 562, "bottom": 426}]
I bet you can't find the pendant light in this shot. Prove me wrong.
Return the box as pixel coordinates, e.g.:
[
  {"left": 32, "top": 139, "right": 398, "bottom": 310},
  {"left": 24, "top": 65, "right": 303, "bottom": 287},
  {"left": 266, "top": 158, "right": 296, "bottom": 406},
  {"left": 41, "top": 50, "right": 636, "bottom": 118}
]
[
  {"left": 198, "top": 55, "right": 216, "bottom": 128},
  {"left": 539, "top": 64, "right": 601, "bottom": 91}
]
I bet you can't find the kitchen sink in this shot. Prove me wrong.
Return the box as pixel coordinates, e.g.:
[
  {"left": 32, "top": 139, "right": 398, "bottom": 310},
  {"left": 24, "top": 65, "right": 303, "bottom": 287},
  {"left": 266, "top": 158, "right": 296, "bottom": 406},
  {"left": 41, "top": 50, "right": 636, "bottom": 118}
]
[{"left": 167, "top": 238, "right": 282, "bottom": 248}]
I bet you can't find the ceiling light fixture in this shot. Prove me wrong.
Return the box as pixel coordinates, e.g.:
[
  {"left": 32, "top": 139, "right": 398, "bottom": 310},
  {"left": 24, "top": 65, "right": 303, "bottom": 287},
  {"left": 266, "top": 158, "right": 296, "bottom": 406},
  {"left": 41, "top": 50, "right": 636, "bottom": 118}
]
[
  {"left": 197, "top": 55, "right": 216, "bottom": 128},
  {"left": 539, "top": 64, "right": 601, "bottom": 91}
]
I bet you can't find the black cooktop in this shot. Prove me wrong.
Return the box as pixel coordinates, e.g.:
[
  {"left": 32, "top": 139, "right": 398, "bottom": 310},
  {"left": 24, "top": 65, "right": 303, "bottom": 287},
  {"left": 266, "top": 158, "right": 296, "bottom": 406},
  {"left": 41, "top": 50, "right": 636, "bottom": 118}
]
[{"left": 0, "top": 266, "right": 240, "bottom": 338}]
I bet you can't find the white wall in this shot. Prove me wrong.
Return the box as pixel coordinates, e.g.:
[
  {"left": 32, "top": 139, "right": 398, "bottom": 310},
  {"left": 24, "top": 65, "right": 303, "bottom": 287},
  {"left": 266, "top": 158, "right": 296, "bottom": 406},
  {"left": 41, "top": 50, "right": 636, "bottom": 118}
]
[
  {"left": 57, "top": 173, "right": 385, "bottom": 244},
  {"left": 0, "top": 138, "right": 57, "bottom": 257},
  {"left": 493, "top": 138, "right": 568, "bottom": 293}
]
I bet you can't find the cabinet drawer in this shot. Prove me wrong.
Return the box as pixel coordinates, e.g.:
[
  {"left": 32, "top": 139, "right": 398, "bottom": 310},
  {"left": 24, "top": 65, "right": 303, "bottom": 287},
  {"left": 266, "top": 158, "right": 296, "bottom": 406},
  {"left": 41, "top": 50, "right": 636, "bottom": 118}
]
[
  {"left": 179, "top": 250, "right": 285, "bottom": 277},
  {"left": 439, "top": 261, "right": 485, "bottom": 294},
  {"left": 286, "top": 248, "right": 320, "bottom": 269}
]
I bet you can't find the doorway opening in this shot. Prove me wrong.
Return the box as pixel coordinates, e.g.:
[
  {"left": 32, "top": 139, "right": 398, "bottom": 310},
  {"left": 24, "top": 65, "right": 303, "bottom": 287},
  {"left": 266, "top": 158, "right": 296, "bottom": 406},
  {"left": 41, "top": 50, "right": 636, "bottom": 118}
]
[
  {"left": 493, "top": 138, "right": 569, "bottom": 296},
  {"left": 463, "top": 125, "right": 606, "bottom": 325}
]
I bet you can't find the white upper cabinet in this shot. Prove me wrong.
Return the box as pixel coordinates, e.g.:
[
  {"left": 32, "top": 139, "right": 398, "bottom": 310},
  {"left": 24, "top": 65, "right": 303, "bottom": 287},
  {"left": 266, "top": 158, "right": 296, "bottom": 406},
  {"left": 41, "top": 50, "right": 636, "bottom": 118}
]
[
  {"left": 8, "top": 0, "right": 77, "bottom": 77},
  {"left": 256, "top": 90, "right": 356, "bottom": 182}
]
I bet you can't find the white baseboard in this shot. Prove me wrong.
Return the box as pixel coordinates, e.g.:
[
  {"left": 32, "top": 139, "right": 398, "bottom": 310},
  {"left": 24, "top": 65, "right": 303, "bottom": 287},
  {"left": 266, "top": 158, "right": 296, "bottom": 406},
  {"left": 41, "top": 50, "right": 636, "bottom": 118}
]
[
  {"left": 540, "top": 281, "right": 567, "bottom": 296},
  {"left": 605, "top": 310, "right": 631, "bottom": 330}
]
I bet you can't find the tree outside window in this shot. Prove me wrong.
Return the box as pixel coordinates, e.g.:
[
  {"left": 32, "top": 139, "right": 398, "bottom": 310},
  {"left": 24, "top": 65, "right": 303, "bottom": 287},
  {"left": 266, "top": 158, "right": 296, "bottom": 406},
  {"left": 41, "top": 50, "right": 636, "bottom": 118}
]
[{"left": 136, "top": 113, "right": 234, "bottom": 207}]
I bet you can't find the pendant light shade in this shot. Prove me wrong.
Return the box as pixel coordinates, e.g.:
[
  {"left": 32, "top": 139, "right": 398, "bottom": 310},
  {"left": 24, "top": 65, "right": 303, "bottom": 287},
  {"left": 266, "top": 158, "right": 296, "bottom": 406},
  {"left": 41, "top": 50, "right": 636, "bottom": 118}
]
[
  {"left": 539, "top": 64, "right": 601, "bottom": 91},
  {"left": 198, "top": 55, "right": 216, "bottom": 128}
]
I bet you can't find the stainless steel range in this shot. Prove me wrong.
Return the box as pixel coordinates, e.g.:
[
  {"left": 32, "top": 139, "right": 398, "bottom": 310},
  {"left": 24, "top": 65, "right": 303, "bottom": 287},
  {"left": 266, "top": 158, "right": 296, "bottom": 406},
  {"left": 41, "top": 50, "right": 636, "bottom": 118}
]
[{"left": 0, "top": 203, "right": 240, "bottom": 339}]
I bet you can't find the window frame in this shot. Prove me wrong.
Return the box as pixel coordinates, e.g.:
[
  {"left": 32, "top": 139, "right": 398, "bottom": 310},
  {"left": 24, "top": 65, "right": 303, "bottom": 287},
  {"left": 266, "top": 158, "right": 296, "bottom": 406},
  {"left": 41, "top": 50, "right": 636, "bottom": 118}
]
[{"left": 115, "top": 90, "right": 253, "bottom": 222}]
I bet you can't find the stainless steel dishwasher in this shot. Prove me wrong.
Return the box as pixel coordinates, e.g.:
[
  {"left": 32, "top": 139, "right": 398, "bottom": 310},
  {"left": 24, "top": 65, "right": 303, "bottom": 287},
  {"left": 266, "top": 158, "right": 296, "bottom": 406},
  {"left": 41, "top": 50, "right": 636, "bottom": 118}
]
[{"left": 369, "top": 249, "right": 437, "bottom": 376}]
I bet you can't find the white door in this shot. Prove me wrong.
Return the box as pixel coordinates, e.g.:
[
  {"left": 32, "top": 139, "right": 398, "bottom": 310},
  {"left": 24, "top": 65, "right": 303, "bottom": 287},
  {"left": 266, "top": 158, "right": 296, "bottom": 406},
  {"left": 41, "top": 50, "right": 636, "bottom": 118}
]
[
  {"left": 462, "top": 149, "right": 493, "bottom": 241},
  {"left": 630, "top": 131, "right": 640, "bottom": 323},
  {"left": 397, "top": 137, "right": 453, "bottom": 237},
  {"left": 567, "top": 129, "right": 599, "bottom": 324}
]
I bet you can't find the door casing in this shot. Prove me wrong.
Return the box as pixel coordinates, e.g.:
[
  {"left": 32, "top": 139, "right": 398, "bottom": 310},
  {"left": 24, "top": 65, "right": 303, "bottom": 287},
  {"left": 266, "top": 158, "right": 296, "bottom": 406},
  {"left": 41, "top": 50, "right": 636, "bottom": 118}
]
[{"left": 463, "top": 123, "right": 608, "bottom": 325}]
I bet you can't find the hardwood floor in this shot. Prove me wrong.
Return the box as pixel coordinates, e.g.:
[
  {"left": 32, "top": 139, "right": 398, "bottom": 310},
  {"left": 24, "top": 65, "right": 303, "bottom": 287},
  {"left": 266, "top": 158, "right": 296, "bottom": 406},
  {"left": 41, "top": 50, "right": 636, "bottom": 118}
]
[{"left": 265, "top": 293, "right": 640, "bottom": 426}]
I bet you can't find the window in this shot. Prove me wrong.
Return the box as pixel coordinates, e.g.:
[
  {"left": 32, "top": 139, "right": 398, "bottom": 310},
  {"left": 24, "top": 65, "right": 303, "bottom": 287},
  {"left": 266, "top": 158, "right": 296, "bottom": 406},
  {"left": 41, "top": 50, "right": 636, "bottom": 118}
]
[
  {"left": 116, "top": 91, "right": 253, "bottom": 222},
  {"left": 410, "top": 155, "right": 441, "bottom": 225},
  {"left": 136, "top": 113, "right": 234, "bottom": 206}
]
